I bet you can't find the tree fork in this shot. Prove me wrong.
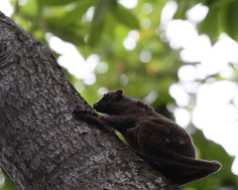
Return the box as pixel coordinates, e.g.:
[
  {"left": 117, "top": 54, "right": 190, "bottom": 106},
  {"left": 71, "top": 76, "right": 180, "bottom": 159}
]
[{"left": 0, "top": 12, "right": 180, "bottom": 190}]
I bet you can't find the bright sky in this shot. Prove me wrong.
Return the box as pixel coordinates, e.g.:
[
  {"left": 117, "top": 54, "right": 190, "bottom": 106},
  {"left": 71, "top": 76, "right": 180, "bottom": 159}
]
[{"left": 1, "top": 0, "right": 238, "bottom": 176}]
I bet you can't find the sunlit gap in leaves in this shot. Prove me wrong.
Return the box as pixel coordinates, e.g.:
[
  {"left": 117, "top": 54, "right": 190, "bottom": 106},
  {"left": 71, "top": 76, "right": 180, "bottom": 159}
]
[
  {"left": 83, "top": 6, "right": 95, "bottom": 23},
  {"left": 0, "top": 0, "right": 13, "bottom": 16},
  {"left": 46, "top": 34, "right": 101, "bottom": 85},
  {"left": 161, "top": 0, "right": 238, "bottom": 175},
  {"left": 97, "top": 87, "right": 109, "bottom": 97},
  {"left": 139, "top": 50, "right": 152, "bottom": 63},
  {"left": 119, "top": 0, "right": 138, "bottom": 9},
  {"left": 123, "top": 30, "right": 140, "bottom": 51},
  {"left": 143, "top": 90, "right": 158, "bottom": 105}
]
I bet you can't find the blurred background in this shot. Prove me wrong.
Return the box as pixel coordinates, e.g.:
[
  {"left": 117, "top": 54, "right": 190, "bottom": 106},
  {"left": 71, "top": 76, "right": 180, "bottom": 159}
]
[{"left": 1, "top": 0, "right": 238, "bottom": 189}]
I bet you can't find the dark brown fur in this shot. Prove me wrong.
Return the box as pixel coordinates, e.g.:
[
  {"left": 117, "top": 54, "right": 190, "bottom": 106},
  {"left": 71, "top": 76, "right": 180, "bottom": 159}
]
[{"left": 74, "top": 90, "right": 221, "bottom": 185}]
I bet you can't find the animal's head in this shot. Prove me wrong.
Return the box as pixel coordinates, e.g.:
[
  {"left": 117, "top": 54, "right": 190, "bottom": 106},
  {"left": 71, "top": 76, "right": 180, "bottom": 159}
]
[{"left": 94, "top": 90, "right": 125, "bottom": 114}]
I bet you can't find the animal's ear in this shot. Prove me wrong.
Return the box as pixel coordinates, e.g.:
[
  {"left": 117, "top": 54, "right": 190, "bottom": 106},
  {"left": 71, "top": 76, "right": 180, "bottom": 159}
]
[
  {"left": 116, "top": 90, "right": 123, "bottom": 96},
  {"left": 115, "top": 90, "right": 123, "bottom": 100}
]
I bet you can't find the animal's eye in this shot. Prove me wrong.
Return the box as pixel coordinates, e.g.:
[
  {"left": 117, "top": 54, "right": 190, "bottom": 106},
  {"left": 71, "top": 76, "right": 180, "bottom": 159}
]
[
  {"left": 102, "top": 94, "right": 111, "bottom": 102},
  {"left": 103, "top": 94, "right": 109, "bottom": 98}
]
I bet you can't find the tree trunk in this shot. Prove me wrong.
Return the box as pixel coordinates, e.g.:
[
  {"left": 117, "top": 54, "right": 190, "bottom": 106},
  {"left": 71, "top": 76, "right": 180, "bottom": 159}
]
[{"left": 0, "top": 11, "right": 181, "bottom": 190}]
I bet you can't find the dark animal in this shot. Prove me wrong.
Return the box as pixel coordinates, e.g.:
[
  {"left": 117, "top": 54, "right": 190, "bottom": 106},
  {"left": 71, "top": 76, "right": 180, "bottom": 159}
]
[{"left": 74, "top": 90, "right": 221, "bottom": 185}]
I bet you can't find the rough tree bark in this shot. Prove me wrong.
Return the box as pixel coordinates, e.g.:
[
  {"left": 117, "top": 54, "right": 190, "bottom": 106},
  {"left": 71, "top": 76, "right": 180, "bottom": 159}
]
[{"left": 0, "top": 12, "right": 181, "bottom": 190}]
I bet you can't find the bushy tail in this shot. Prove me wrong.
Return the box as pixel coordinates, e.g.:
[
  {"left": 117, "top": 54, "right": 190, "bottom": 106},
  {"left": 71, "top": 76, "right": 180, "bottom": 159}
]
[{"left": 141, "top": 147, "right": 221, "bottom": 185}]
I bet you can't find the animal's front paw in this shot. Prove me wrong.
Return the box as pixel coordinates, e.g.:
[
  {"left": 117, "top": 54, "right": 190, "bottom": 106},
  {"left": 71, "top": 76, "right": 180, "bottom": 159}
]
[
  {"left": 73, "top": 106, "right": 99, "bottom": 124},
  {"left": 73, "top": 106, "right": 97, "bottom": 117}
]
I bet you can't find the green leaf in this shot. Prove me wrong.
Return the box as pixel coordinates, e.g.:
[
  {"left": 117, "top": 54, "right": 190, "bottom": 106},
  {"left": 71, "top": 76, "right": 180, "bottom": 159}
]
[
  {"left": 174, "top": 0, "right": 194, "bottom": 19},
  {"left": 198, "top": 5, "right": 222, "bottom": 42},
  {"left": 64, "top": 0, "right": 95, "bottom": 24},
  {"left": 20, "top": 0, "right": 38, "bottom": 17},
  {"left": 110, "top": 3, "right": 140, "bottom": 29},
  {"left": 88, "top": 0, "right": 111, "bottom": 46},
  {"left": 40, "top": 0, "right": 77, "bottom": 6},
  {"left": 225, "top": 1, "right": 238, "bottom": 40},
  {"left": 46, "top": 16, "right": 85, "bottom": 45},
  {"left": 42, "top": 1, "right": 97, "bottom": 45}
]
